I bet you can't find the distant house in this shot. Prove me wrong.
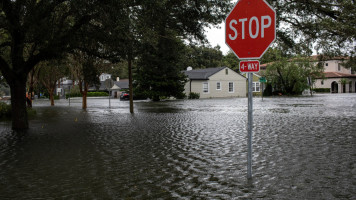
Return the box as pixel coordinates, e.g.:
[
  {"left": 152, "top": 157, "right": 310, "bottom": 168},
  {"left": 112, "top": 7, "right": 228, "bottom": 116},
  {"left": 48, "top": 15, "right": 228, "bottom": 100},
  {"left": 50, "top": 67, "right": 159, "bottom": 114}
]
[
  {"left": 184, "top": 67, "right": 246, "bottom": 98},
  {"left": 96, "top": 76, "right": 129, "bottom": 98},
  {"left": 242, "top": 73, "right": 265, "bottom": 95},
  {"left": 99, "top": 73, "right": 111, "bottom": 82},
  {"left": 111, "top": 79, "right": 129, "bottom": 98},
  {"left": 313, "top": 57, "right": 356, "bottom": 93},
  {"left": 56, "top": 77, "right": 74, "bottom": 98}
]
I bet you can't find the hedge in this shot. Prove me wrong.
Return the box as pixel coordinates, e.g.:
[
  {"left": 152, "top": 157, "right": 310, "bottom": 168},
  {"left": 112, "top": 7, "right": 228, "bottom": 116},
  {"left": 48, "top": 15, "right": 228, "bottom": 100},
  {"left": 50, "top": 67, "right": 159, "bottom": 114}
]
[
  {"left": 313, "top": 88, "right": 330, "bottom": 93},
  {"left": 188, "top": 92, "right": 200, "bottom": 99},
  {"left": 0, "top": 102, "right": 36, "bottom": 119},
  {"left": 0, "top": 102, "right": 11, "bottom": 118},
  {"left": 66, "top": 91, "right": 109, "bottom": 99}
]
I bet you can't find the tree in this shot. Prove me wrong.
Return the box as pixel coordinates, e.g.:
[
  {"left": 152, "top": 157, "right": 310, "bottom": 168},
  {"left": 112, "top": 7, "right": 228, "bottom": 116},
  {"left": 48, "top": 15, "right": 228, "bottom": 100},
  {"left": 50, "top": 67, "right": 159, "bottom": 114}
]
[
  {"left": 37, "top": 60, "right": 67, "bottom": 106},
  {"left": 67, "top": 52, "right": 101, "bottom": 109},
  {"left": 135, "top": 31, "right": 188, "bottom": 101},
  {"left": 180, "top": 45, "right": 224, "bottom": 70},
  {"left": 222, "top": 51, "right": 240, "bottom": 72},
  {"left": 265, "top": 54, "right": 324, "bottom": 95},
  {"left": 133, "top": 0, "right": 232, "bottom": 101},
  {"left": 0, "top": 1, "right": 115, "bottom": 130},
  {"left": 267, "top": 0, "right": 356, "bottom": 55}
]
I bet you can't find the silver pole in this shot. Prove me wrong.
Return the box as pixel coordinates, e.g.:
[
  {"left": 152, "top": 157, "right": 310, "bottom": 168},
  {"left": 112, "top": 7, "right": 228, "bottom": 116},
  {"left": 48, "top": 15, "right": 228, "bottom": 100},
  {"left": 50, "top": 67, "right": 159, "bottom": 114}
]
[
  {"left": 247, "top": 72, "right": 253, "bottom": 179},
  {"left": 69, "top": 87, "right": 71, "bottom": 106},
  {"left": 109, "top": 90, "right": 111, "bottom": 108}
]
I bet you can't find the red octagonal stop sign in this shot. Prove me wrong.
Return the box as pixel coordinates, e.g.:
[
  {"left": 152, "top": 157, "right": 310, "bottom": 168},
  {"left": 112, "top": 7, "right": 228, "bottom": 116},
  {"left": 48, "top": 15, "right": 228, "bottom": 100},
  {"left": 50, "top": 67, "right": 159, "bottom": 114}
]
[{"left": 225, "top": 0, "right": 276, "bottom": 60}]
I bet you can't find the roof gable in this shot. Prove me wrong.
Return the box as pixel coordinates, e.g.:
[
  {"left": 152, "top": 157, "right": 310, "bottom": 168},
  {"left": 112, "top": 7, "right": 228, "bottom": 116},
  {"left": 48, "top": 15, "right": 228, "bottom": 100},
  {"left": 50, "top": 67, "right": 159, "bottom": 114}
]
[
  {"left": 184, "top": 67, "right": 226, "bottom": 80},
  {"left": 323, "top": 72, "right": 356, "bottom": 78}
]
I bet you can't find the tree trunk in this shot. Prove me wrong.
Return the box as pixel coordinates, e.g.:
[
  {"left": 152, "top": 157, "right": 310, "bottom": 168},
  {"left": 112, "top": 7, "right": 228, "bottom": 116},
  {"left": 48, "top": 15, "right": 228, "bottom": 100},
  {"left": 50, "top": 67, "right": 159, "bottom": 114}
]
[
  {"left": 82, "top": 92, "right": 87, "bottom": 109},
  {"left": 49, "top": 89, "right": 55, "bottom": 106},
  {"left": 9, "top": 79, "right": 29, "bottom": 131},
  {"left": 82, "top": 82, "right": 88, "bottom": 109}
]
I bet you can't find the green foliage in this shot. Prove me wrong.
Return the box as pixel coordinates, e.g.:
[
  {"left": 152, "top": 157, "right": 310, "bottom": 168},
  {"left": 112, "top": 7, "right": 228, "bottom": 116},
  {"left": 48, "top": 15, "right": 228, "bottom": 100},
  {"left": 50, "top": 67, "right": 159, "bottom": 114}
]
[
  {"left": 180, "top": 45, "right": 224, "bottom": 69},
  {"left": 222, "top": 52, "right": 240, "bottom": 72},
  {"left": 313, "top": 88, "right": 330, "bottom": 93},
  {"left": 132, "top": 0, "right": 232, "bottom": 101},
  {"left": 267, "top": 0, "right": 356, "bottom": 55},
  {"left": 342, "top": 56, "right": 356, "bottom": 73},
  {"left": 265, "top": 54, "right": 323, "bottom": 95},
  {"left": 263, "top": 83, "right": 273, "bottom": 96},
  {"left": 261, "top": 48, "right": 291, "bottom": 64},
  {"left": 66, "top": 91, "right": 109, "bottom": 99},
  {"left": 107, "top": 61, "right": 129, "bottom": 80},
  {"left": 339, "top": 78, "right": 349, "bottom": 85},
  {"left": 0, "top": 102, "right": 37, "bottom": 119},
  {"left": 0, "top": 102, "right": 11, "bottom": 119},
  {"left": 135, "top": 28, "right": 188, "bottom": 101},
  {"left": 188, "top": 92, "right": 200, "bottom": 99}
]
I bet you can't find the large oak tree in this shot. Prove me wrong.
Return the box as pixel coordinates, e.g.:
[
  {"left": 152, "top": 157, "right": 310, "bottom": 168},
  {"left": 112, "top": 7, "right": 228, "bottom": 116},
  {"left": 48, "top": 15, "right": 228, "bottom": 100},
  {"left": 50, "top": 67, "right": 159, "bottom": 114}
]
[{"left": 0, "top": 1, "right": 119, "bottom": 130}]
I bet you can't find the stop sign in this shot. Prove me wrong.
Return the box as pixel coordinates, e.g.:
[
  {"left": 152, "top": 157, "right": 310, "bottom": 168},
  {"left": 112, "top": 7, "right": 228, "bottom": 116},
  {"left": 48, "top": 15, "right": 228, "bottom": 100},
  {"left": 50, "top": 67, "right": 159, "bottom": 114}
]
[{"left": 225, "top": 0, "right": 276, "bottom": 60}]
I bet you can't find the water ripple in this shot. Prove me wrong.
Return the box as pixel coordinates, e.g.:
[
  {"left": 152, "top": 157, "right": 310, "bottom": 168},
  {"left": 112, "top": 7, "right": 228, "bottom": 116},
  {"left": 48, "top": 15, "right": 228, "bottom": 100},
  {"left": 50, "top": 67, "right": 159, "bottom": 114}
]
[{"left": 0, "top": 94, "right": 355, "bottom": 199}]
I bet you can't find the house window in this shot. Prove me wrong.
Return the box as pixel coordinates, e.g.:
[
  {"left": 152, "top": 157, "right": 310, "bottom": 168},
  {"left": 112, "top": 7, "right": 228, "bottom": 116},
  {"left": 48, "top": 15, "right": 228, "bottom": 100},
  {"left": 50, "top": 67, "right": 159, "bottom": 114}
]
[
  {"left": 229, "top": 82, "right": 234, "bottom": 93},
  {"left": 338, "top": 63, "right": 341, "bottom": 71},
  {"left": 225, "top": 69, "right": 228, "bottom": 75},
  {"left": 253, "top": 82, "right": 260, "bottom": 92},
  {"left": 203, "top": 82, "right": 209, "bottom": 93},
  {"left": 216, "top": 82, "right": 221, "bottom": 90},
  {"left": 321, "top": 80, "right": 324, "bottom": 85},
  {"left": 325, "top": 63, "right": 328, "bottom": 66}
]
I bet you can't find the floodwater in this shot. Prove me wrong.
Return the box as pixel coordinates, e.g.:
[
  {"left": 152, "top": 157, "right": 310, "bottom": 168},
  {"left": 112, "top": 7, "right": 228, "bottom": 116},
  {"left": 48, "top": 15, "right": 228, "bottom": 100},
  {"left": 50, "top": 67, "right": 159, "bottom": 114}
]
[{"left": 0, "top": 94, "right": 355, "bottom": 199}]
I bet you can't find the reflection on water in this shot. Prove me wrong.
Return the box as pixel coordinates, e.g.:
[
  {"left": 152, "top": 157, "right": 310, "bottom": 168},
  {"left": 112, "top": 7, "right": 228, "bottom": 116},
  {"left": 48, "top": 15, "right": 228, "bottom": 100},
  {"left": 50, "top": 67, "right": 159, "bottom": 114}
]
[{"left": 0, "top": 94, "right": 355, "bottom": 199}]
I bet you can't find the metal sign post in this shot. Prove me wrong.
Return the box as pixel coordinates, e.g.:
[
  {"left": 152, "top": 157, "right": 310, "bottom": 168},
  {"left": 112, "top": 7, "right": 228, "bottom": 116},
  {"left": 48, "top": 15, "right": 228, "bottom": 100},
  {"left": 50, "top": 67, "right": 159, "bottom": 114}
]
[
  {"left": 109, "top": 89, "right": 111, "bottom": 108},
  {"left": 104, "top": 79, "right": 114, "bottom": 108},
  {"left": 226, "top": 0, "right": 275, "bottom": 180},
  {"left": 247, "top": 72, "right": 253, "bottom": 179}
]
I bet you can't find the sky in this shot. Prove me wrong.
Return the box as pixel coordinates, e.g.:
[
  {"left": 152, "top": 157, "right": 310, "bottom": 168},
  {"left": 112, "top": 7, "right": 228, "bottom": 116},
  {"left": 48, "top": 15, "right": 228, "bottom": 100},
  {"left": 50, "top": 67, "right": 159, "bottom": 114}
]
[
  {"left": 205, "top": 24, "right": 230, "bottom": 55},
  {"left": 205, "top": 0, "right": 237, "bottom": 55}
]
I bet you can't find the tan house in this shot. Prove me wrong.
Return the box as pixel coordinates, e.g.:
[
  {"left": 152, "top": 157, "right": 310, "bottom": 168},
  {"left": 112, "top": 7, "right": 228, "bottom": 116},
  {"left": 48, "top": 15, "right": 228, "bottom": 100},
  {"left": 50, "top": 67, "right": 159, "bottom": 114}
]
[
  {"left": 242, "top": 73, "right": 266, "bottom": 96},
  {"left": 313, "top": 57, "right": 356, "bottom": 93},
  {"left": 184, "top": 67, "right": 246, "bottom": 98}
]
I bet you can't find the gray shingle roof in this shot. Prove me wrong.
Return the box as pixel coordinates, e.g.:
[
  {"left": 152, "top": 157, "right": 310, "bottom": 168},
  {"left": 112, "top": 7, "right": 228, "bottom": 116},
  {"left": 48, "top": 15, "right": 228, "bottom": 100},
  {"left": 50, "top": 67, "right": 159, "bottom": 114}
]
[
  {"left": 184, "top": 67, "right": 226, "bottom": 80},
  {"left": 114, "top": 79, "right": 129, "bottom": 89}
]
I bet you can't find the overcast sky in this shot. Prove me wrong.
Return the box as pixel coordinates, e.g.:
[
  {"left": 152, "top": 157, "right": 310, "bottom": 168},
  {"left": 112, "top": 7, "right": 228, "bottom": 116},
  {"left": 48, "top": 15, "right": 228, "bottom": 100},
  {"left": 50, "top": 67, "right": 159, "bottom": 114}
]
[
  {"left": 206, "top": 1, "right": 238, "bottom": 55},
  {"left": 206, "top": 24, "right": 230, "bottom": 55}
]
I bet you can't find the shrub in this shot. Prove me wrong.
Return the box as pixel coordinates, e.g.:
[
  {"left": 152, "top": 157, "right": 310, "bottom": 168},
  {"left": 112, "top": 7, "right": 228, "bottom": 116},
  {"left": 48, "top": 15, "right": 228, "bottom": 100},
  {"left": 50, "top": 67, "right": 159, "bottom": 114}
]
[
  {"left": 188, "top": 92, "right": 200, "bottom": 99},
  {"left": 0, "top": 102, "right": 11, "bottom": 118},
  {"left": 313, "top": 88, "right": 330, "bottom": 93},
  {"left": 87, "top": 92, "right": 109, "bottom": 97},
  {"left": 0, "top": 102, "right": 37, "bottom": 120},
  {"left": 66, "top": 91, "right": 109, "bottom": 99}
]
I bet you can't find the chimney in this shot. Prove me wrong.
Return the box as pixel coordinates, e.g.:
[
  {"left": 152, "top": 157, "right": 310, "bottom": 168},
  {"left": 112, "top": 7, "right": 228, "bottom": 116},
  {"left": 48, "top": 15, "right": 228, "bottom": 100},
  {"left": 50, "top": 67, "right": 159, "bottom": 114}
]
[
  {"left": 187, "top": 66, "right": 193, "bottom": 71},
  {"left": 116, "top": 77, "right": 120, "bottom": 81}
]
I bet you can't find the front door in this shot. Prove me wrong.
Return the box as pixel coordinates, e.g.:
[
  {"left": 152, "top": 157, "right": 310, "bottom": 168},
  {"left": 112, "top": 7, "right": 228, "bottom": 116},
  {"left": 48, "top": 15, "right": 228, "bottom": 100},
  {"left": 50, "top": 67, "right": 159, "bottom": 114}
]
[{"left": 331, "top": 81, "right": 338, "bottom": 93}]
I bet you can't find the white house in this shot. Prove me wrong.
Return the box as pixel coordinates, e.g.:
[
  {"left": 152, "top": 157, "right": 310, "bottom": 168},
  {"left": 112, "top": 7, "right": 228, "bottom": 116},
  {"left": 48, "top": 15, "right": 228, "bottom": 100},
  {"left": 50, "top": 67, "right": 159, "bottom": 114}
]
[
  {"left": 100, "top": 73, "right": 111, "bottom": 82},
  {"left": 313, "top": 57, "right": 356, "bottom": 93},
  {"left": 184, "top": 67, "right": 247, "bottom": 98}
]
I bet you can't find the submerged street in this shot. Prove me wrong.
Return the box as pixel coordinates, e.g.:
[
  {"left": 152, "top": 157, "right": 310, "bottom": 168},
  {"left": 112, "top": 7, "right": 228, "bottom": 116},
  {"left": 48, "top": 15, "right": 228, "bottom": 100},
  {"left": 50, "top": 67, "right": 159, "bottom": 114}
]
[{"left": 0, "top": 94, "right": 355, "bottom": 199}]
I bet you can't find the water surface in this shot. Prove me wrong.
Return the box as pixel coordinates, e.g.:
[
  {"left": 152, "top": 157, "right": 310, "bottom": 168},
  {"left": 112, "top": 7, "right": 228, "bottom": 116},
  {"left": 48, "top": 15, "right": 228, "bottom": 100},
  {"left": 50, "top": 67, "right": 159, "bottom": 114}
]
[{"left": 0, "top": 94, "right": 355, "bottom": 199}]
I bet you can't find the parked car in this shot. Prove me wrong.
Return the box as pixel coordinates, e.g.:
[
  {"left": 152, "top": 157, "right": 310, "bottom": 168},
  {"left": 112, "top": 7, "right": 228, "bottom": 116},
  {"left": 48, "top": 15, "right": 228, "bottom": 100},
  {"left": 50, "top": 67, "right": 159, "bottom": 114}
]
[{"left": 120, "top": 92, "right": 129, "bottom": 100}]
